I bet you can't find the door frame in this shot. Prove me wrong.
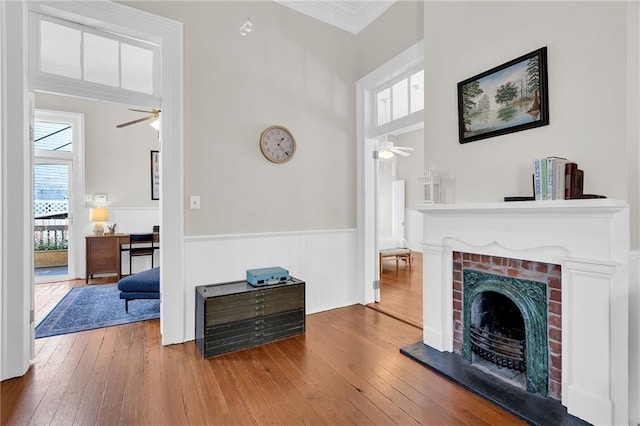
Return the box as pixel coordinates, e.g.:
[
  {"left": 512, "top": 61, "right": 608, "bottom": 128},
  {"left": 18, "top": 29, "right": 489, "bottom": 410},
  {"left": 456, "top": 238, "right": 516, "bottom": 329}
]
[
  {"left": 33, "top": 109, "right": 85, "bottom": 282},
  {"left": 1, "top": 0, "right": 184, "bottom": 380},
  {"left": 356, "top": 40, "right": 424, "bottom": 306}
]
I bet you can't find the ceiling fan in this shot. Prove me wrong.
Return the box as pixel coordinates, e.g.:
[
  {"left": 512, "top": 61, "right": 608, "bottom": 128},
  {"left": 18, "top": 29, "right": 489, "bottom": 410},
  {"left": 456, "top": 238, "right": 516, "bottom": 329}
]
[
  {"left": 377, "top": 137, "right": 413, "bottom": 159},
  {"left": 116, "top": 108, "right": 161, "bottom": 128}
]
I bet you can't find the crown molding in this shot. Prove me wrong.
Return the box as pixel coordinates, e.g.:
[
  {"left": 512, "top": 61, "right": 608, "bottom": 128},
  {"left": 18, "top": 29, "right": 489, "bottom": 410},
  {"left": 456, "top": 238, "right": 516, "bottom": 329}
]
[{"left": 274, "top": 0, "right": 395, "bottom": 34}]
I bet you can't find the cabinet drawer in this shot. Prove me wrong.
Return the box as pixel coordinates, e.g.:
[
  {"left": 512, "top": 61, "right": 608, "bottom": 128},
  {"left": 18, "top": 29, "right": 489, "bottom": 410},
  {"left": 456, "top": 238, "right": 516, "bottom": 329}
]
[
  {"left": 89, "top": 259, "right": 116, "bottom": 273},
  {"left": 202, "top": 310, "right": 305, "bottom": 357},
  {"left": 89, "top": 239, "right": 116, "bottom": 258},
  {"left": 204, "top": 285, "right": 304, "bottom": 326}
]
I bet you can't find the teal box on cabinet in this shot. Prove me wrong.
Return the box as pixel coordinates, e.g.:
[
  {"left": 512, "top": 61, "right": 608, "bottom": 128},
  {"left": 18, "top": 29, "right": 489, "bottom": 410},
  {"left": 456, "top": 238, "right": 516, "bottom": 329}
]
[{"left": 246, "top": 266, "right": 289, "bottom": 287}]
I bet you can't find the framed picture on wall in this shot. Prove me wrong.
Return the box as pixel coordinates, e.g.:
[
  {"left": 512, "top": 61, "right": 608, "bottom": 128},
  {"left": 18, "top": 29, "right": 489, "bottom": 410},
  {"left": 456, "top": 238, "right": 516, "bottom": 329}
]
[
  {"left": 151, "top": 150, "right": 160, "bottom": 200},
  {"left": 457, "top": 46, "right": 549, "bottom": 144}
]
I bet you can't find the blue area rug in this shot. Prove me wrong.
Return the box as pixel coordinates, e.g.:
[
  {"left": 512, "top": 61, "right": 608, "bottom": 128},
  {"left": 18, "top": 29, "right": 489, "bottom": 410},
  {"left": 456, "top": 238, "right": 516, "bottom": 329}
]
[{"left": 35, "top": 284, "right": 159, "bottom": 338}]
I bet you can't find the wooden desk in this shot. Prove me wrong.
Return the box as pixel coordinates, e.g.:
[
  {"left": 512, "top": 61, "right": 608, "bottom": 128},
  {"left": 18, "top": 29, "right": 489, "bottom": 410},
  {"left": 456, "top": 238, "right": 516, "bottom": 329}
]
[{"left": 85, "top": 233, "right": 159, "bottom": 283}]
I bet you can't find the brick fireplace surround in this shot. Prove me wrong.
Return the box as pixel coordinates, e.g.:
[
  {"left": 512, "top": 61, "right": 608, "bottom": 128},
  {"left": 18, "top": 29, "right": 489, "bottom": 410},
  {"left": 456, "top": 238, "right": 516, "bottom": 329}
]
[{"left": 416, "top": 200, "right": 634, "bottom": 426}]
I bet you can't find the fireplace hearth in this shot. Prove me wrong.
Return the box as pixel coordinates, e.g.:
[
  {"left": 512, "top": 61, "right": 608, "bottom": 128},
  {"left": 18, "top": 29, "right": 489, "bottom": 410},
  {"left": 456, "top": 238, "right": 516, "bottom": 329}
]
[{"left": 400, "top": 342, "right": 588, "bottom": 426}]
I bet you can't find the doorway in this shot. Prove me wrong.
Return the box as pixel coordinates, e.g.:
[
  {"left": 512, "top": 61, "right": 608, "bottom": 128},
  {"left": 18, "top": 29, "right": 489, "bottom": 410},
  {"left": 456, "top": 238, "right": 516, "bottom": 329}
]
[
  {"left": 33, "top": 111, "right": 84, "bottom": 283},
  {"left": 2, "top": 0, "right": 183, "bottom": 380},
  {"left": 356, "top": 40, "right": 424, "bottom": 314}
]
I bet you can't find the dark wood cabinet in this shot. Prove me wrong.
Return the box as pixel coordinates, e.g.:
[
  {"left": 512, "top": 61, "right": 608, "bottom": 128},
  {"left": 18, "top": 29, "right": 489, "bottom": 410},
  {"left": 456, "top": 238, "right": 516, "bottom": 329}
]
[
  {"left": 85, "top": 234, "right": 121, "bottom": 283},
  {"left": 196, "top": 278, "right": 305, "bottom": 358}
]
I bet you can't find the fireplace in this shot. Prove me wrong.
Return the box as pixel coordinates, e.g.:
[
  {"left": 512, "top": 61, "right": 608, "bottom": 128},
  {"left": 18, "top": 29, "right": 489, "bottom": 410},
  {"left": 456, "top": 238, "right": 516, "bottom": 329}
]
[
  {"left": 415, "top": 200, "right": 631, "bottom": 425},
  {"left": 452, "top": 253, "right": 562, "bottom": 400}
]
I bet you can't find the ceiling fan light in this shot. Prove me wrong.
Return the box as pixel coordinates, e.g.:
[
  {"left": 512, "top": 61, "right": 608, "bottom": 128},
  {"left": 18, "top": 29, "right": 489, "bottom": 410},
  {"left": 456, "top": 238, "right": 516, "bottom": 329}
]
[{"left": 379, "top": 149, "right": 394, "bottom": 160}]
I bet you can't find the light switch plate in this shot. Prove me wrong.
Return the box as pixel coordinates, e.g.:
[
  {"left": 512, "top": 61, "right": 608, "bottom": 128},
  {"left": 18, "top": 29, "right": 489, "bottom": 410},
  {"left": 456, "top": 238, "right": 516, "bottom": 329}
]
[{"left": 190, "top": 195, "right": 200, "bottom": 209}]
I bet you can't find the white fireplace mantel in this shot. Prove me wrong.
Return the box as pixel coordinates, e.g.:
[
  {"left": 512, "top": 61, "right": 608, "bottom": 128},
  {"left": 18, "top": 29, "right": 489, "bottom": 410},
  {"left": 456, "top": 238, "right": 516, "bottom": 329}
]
[{"left": 418, "top": 199, "right": 630, "bottom": 426}]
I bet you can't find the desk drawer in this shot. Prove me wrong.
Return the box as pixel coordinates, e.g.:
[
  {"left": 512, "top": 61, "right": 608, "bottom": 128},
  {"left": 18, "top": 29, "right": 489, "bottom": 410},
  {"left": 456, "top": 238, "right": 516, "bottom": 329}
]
[
  {"left": 89, "top": 239, "right": 117, "bottom": 258},
  {"left": 88, "top": 258, "right": 116, "bottom": 273}
]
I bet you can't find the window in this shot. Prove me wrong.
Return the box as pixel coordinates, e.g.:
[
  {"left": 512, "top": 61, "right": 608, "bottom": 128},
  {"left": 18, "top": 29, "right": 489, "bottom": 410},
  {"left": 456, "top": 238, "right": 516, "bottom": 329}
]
[
  {"left": 377, "top": 88, "right": 391, "bottom": 126},
  {"left": 31, "top": 13, "right": 160, "bottom": 97},
  {"left": 34, "top": 121, "right": 72, "bottom": 152},
  {"left": 374, "top": 68, "right": 424, "bottom": 130}
]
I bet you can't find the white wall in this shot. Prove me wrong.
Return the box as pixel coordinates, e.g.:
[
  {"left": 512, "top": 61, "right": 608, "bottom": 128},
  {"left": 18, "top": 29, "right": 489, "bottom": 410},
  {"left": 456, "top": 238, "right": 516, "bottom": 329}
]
[
  {"left": 356, "top": 1, "right": 424, "bottom": 79},
  {"left": 424, "top": 1, "right": 630, "bottom": 206}
]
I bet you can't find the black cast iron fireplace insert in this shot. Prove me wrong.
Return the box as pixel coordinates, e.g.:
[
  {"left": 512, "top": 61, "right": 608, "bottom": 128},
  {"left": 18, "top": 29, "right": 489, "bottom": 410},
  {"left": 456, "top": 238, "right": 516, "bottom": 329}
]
[
  {"left": 462, "top": 269, "right": 548, "bottom": 396},
  {"left": 470, "top": 291, "right": 527, "bottom": 372}
]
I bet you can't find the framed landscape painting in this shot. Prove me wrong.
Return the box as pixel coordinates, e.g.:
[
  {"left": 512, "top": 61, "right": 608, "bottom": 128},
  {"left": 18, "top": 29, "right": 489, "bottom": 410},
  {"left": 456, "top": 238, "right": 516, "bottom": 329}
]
[{"left": 457, "top": 47, "right": 549, "bottom": 144}]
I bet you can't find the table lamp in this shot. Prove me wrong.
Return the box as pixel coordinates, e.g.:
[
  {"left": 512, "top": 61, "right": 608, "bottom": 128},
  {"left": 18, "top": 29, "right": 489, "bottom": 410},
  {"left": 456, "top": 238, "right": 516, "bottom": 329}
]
[{"left": 90, "top": 207, "right": 109, "bottom": 235}]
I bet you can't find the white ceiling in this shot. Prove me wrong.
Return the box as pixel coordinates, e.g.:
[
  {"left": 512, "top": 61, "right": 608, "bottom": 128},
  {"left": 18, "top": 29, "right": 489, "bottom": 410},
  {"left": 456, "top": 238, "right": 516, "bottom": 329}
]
[{"left": 273, "top": 0, "right": 396, "bottom": 34}]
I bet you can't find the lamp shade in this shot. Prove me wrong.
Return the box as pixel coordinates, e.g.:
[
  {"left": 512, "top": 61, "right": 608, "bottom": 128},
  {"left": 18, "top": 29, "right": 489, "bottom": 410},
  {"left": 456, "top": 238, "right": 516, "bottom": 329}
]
[{"left": 89, "top": 207, "right": 109, "bottom": 222}]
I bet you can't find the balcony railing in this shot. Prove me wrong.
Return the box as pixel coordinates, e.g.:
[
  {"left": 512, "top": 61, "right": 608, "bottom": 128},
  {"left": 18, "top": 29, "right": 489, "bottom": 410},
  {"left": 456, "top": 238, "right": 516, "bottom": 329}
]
[{"left": 34, "top": 221, "right": 68, "bottom": 251}]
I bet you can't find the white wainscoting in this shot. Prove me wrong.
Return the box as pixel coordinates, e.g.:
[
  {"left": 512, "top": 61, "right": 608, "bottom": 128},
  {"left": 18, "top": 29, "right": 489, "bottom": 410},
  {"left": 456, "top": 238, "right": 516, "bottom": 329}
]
[{"left": 182, "top": 228, "right": 359, "bottom": 342}]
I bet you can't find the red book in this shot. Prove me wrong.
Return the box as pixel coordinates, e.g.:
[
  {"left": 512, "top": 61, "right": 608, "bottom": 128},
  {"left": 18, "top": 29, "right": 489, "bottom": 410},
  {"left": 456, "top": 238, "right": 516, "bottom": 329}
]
[{"left": 564, "top": 162, "right": 578, "bottom": 199}]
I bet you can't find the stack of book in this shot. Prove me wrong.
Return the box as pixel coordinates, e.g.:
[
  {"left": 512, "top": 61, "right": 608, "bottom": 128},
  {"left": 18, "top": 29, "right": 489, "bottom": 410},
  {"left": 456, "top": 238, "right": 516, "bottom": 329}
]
[{"left": 533, "top": 157, "right": 584, "bottom": 200}]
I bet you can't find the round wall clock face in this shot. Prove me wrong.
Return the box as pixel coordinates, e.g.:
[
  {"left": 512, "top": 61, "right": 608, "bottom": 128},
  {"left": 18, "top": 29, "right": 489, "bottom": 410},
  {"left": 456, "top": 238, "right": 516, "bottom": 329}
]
[{"left": 259, "top": 125, "right": 296, "bottom": 163}]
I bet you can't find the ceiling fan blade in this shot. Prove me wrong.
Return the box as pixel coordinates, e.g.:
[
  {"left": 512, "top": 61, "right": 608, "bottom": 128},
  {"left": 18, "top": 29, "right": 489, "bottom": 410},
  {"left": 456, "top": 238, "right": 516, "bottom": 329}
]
[
  {"left": 390, "top": 148, "right": 410, "bottom": 157},
  {"left": 129, "top": 108, "right": 160, "bottom": 114},
  {"left": 395, "top": 146, "right": 414, "bottom": 151},
  {"left": 116, "top": 115, "right": 156, "bottom": 128}
]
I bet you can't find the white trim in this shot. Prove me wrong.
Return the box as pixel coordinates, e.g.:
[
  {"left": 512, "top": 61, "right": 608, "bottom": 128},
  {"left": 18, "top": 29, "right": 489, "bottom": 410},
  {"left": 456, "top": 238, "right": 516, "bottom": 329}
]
[
  {"left": 184, "top": 228, "right": 357, "bottom": 243},
  {"left": 0, "top": 0, "right": 5, "bottom": 381},
  {"left": 2, "top": 0, "right": 32, "bottom": 380}
]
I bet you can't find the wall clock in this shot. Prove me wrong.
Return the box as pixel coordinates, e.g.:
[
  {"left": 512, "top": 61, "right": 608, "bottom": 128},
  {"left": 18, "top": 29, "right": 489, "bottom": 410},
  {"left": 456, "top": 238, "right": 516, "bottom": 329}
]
[{"left": 259, "top": 125, "right": 296, "bottom": 163}]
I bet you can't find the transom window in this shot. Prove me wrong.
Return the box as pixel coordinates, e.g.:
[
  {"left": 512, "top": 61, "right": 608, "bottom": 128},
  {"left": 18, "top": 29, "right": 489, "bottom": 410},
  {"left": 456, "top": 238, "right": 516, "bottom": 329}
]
[
  {"left": 30, "top": 13, "right": 160, "bottom": 97},
  {"left": 375, "top": 69, "right": 424, "bottom": 128}
]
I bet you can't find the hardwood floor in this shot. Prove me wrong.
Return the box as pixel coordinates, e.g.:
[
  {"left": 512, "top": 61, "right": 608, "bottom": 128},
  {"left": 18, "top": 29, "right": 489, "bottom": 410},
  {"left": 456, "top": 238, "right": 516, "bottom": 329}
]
[
  {"left": 2, "top": 305, "right": 524, "bottom": 425},
  {"left": 368, "top": 251, "right": 423, "bottom": 328},
  {"left": 3, "top": 263, "right": 526, "bottom": 425}
]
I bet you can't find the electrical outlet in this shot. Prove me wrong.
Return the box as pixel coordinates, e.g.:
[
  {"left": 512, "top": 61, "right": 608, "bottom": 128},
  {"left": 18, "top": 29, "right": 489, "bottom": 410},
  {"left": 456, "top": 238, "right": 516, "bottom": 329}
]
[
  {"left": 85, "top": 194, "right": 93, "bottom": 202},
  {"left": 190, "top": 195, "right": 200, "bottom": 210}
]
